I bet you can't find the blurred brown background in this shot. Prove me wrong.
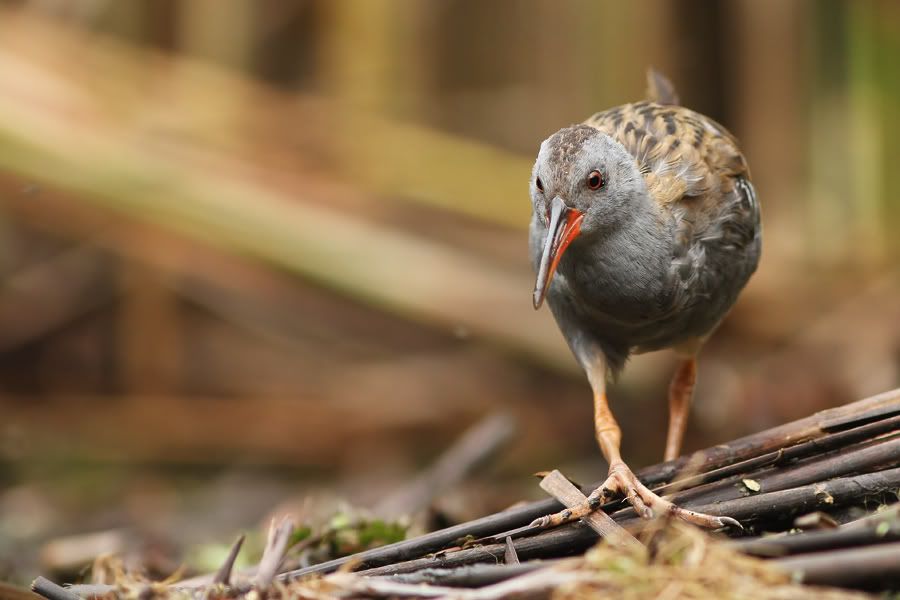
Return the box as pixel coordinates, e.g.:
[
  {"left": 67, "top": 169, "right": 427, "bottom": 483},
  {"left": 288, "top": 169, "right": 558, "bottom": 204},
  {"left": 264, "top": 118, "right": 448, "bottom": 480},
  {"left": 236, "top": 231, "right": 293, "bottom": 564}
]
[{"left": 0, "top": 0, "right": 898, "bottom": 584}]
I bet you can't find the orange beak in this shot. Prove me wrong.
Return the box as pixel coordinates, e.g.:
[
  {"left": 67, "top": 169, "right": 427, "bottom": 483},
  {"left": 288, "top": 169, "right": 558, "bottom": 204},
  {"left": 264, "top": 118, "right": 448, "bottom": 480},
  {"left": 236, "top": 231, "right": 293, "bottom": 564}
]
[{"left": 533, "top": 196, "right": 584, "bottom": 309}]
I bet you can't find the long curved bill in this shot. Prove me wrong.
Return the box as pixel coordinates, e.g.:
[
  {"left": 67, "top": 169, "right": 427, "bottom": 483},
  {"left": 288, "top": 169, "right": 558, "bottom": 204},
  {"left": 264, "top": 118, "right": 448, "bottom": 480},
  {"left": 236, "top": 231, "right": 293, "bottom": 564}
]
[{"left": 533, "top": 196, "right": 584, "bottom": 309}]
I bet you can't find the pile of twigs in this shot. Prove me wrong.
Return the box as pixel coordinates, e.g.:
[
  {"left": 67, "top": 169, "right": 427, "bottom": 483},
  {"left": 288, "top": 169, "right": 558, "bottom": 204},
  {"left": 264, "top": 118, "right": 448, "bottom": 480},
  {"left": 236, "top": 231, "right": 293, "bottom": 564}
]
[{"left": 33, "top": 388, "right": 900, "bottom": 598}]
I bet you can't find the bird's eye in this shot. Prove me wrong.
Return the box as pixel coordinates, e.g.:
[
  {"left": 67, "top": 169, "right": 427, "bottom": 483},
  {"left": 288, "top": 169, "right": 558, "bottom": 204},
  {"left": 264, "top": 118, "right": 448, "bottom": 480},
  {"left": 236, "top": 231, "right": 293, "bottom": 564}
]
[
  {"left": 587, "top": 170, "right": 604, "bottom": 190},
  {"left": 535, "top": 177, "right": 544, "bottom": 193}
]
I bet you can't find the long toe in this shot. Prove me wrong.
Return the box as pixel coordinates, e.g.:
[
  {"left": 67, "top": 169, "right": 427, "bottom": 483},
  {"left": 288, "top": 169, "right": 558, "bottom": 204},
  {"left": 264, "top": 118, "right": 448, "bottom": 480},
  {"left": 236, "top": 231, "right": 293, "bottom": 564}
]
[
  {"left": 646, "top": 496, "right": 742, "bottom": 530},
  {"left": 528, "top": 474, "right": 625, "bottom": 529},
  {"left": 528, "top": 502, "right": 593, "bottom": 529},
  {"left": 529, "top": 502, "right": 592, "bottom": 529},
  {"left": 610, "top": 462, "right": 742, "bottom": 530}
]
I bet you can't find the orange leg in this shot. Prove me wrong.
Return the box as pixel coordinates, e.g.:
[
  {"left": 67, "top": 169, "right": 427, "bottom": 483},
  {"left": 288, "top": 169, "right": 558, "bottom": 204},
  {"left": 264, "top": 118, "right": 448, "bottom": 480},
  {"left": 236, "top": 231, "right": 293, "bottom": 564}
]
[
  {"left": 664, "top": 357, "right": 697, "bottom": 462},
  {"left": 531, "top": 351, "right": 739, "bottom": 530}
]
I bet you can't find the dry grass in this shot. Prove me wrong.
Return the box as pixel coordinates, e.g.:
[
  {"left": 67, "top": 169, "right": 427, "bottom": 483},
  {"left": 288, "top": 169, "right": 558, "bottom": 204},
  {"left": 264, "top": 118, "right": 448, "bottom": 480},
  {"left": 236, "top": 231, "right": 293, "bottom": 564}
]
[
  {"left": 75, "top": 521, "right": 878, "bottom": 599},
  {"left": 555, "top": 522, "right": 873, "bottom": 600}
]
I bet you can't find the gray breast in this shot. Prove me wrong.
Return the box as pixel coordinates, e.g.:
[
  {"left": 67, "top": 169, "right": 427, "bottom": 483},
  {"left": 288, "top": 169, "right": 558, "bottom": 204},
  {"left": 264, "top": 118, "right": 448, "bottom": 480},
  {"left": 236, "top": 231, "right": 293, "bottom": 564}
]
[{"left": 533, "top": 177, "right": 760, "bottom": 371}]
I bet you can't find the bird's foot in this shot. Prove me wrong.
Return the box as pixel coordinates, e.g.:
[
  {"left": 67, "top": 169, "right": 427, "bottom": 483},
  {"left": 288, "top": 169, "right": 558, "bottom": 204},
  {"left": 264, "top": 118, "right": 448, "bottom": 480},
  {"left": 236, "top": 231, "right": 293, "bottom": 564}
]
[{"left": 530, "top": 462, "right": 741, "bottom": 530}]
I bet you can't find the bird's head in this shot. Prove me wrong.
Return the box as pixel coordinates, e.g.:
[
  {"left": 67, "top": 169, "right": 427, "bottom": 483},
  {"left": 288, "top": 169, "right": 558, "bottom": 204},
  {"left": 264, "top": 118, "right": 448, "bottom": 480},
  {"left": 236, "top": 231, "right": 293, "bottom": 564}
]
[{"left": 530, "top": 125, "right": 647, "bottom": 309}]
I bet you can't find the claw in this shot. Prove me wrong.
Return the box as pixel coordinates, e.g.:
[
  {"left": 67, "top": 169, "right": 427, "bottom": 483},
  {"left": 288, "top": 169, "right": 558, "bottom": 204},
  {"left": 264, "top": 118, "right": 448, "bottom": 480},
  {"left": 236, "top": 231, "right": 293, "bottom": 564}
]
[
  {"left": 528, "top": 516, "right": 550, "bottom": 529},
  {"left": 529, "top": 463, "right": 743, "bottom": 532},
  {"left": 715, "top": 516, "right": 744, "bottom": 530},
  {"left": 628, "top": 489, "right": 653, "bottom": 519}
]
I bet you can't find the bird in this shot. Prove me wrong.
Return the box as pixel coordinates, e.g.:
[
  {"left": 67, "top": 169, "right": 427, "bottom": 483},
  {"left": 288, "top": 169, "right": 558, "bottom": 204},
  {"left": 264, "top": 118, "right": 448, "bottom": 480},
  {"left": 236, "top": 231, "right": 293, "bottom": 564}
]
[{"left": 528, "top": 70, "right": 760, "bottom": 529}]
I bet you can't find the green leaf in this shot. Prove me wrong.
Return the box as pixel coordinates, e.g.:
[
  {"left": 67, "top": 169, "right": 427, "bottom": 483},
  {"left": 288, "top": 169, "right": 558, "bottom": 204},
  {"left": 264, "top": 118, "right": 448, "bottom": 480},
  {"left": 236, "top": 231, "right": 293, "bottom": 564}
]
[
  {"left": 329, "top": 512, "right": 353, "bottom": 530},
  {"left": 358, "top": 519, "right": 407, "bottom": 548},
  {"left": 288, "top": 526, "right": 313, "bottom": 547}
]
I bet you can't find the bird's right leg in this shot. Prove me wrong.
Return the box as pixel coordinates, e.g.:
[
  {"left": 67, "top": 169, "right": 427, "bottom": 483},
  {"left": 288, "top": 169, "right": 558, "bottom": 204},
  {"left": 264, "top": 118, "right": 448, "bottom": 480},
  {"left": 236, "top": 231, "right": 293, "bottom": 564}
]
[{"left": 530, "top": 350, "right": 635, "bottom": 527}]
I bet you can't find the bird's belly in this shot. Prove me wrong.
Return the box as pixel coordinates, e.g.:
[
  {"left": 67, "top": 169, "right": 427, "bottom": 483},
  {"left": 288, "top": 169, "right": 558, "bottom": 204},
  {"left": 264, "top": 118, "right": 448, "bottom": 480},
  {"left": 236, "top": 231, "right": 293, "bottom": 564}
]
[
  {"left": 557, "top": 275, "right": 722, "bottom": 354},
  {"left": 575, "top": 303, "right": 694, "bottom": 351},
  {"left": 566, "top": 265, "right": 674, "bottom": 328}
]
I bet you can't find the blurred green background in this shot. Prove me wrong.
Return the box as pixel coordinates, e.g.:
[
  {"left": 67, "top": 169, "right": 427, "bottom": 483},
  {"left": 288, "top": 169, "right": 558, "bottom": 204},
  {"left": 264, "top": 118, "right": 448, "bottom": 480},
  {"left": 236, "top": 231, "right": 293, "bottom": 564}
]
[{"left": 0, "top": 0, "right": 898, "bottom": 584}]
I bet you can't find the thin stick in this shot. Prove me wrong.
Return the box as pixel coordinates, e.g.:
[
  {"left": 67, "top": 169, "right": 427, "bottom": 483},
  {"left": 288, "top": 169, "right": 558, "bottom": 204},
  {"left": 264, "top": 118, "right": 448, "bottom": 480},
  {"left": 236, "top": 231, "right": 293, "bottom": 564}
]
[
  {"left": 659, "top": 466, "right": 900, "bottom": 525},
  {"left": 176, "top": 416, "right": 514, "bottom": 590},
  {"left": 363, "top": 467, "right": 900, "bottom": 577},
  {"left": 212, "top": 534, "right": 245, "bottom": 585},
  {"left": 325, "top": 573, "right": 456, "bottom": 597},
  {"left": 774, "top": 541, "right": 900, "bottom": 587},
  {"left": 640, "top": 387, "right": 900, "bottom": 487},
  {"left": 356, "top": 523, "right": 594, "bottom": 577},
  {"left": 433, "top": 562, "right": 589, "bottom": 600},
  {"left": 840, "top": 503, "right": 900, "bottom": 530},
  {"left": 277, "top": 389, "right": 900, "bottom": 580},
  {"left": 503, "top": 537, "right": 519, "bottom": 565},
  {"left": 667, "top": 434, "right": 900, "bottom": 510},
  {"left": 653, "top": 412, "right": 900, "bottom": 496},
  {"left": 256, "top": 518, "right": 294, "bottom": 587},
  {"left": 733, "top": 519, "right": 900, "bottom": 557},
  {"left": 375, "top": 413, "right": 515, "bottom": 519},
  {"left": 820, "top": 401, "right": 900, "bottom": 431},
  {"left": 30, "top": 578, "right": 79, "bottom": 600},
  {"left": 538, "top": 470, "right": 642, "bottom": 551},
  {"left": 388, "top": 561, "right": 561, "bottom": 588},
  {"left": 486, "top": 432, "right": 900, "bottom": 543},
  {"left": 277, "top": 500, "right": 570, "bottom": 581}
]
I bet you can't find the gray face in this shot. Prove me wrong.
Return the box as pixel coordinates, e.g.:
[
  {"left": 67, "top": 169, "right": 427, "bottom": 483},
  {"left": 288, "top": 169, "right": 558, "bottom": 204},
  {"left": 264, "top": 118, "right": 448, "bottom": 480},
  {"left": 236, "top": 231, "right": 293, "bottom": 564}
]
[{"left": 530, "top": 125, "right": 648, "bottom": 237}]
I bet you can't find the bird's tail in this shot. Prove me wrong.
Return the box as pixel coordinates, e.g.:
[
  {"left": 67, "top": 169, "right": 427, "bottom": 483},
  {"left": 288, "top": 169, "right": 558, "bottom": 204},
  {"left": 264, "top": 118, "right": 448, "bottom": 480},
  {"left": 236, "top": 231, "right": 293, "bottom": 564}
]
[{"left": 646, "top": 68, "right": 680, "bottom": 105}]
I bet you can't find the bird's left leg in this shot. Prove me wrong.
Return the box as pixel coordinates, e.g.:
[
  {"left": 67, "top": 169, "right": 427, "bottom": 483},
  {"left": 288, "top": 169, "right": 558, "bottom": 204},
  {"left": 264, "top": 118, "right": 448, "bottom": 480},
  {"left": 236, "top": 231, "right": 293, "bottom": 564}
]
[
  {"left": 664, "top": 357, "right": 697, "bottom": 461},
  {"left": 531, "top": 349, "right": 739, "bottom": 530}
]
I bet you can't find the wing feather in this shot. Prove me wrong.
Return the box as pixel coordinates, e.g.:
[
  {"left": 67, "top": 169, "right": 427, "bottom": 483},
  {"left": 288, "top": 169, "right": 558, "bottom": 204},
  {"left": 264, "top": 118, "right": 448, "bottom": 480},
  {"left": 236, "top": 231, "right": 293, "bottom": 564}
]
[
  {"left": 584, "top": 95, "right": 760, "bottom": 331},
  {"left": 584, "top": 101, "right": 749, "bottom": 209}
]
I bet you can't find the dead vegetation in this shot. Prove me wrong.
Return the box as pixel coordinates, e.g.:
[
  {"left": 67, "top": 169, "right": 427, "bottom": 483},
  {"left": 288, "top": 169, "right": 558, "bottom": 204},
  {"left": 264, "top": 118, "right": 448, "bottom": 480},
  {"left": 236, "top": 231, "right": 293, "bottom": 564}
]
[
  {"left": 34, "top": 522, "right": 880, "bottom": 600},
  {"left": 3, "top": 7, "right": 900, "bottom": 598},
  {"left": 26, "top": 388, "right": 900, "bottom": 599}
]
